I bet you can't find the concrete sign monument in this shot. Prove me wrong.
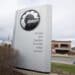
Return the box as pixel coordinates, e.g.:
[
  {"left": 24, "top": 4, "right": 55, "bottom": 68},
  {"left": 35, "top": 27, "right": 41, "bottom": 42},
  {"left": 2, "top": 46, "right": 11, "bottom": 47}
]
[{"left": 13, "top": 5, "right": 52, "bottom": 73}]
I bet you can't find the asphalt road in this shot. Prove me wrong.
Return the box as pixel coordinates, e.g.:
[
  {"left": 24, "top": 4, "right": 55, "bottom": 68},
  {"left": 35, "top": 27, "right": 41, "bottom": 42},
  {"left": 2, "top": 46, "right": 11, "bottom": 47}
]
[{"left": 52, "top": 56, "right": 75, "bottom": 64}]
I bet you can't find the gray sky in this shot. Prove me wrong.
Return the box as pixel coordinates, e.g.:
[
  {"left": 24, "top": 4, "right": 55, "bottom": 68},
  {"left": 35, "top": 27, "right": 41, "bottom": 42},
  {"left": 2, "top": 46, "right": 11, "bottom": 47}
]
[{"left": 0, "top": 0, "right": 75, "bottom": 46}]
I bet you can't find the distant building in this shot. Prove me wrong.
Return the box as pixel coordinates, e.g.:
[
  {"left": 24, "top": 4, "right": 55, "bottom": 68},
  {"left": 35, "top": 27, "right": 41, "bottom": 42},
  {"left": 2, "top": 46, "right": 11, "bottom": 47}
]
[
  {"left": 0, "top": 40, "right": 12, "bottom": 46},
  {"left": 71, "top": 47, "right": 75, "bottom": 53},
  {"left": 72, "top": 47, "right": 75, "bottom": 51},
  {"left": 51, "top": 40, "right": 72, "bottom": 54},
  {"left": 67, "top": 47, "right": 75, "bottom": 55},
  {"left": 2, "top": 40, "right": 12, "bottom": 45},
  {"left": 0, "top": 40, "right": 3, "bottom": 45}
]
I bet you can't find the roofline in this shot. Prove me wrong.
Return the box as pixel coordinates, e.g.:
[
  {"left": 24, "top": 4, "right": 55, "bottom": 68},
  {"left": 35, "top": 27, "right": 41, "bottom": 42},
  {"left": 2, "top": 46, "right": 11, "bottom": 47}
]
[{"left": 52, "top": 40, "right": 72, "bottom": 42}]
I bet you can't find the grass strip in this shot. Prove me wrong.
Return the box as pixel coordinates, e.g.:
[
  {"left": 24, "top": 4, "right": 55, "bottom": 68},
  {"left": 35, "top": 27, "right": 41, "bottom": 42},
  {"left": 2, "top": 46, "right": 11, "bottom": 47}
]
[{"left": 52, "top": 62, "right": 75, "bottom": 73}]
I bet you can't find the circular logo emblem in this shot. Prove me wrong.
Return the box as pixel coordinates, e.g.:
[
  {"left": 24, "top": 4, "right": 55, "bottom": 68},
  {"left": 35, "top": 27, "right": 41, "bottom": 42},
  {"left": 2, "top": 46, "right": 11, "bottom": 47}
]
[{"left": 20, "top": 10, "right": 40, "bottom": 31}]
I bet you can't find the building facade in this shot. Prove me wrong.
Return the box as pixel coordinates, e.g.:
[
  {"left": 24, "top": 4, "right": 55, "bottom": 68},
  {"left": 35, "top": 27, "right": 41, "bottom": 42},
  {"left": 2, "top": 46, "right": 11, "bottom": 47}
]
[{"left": 51, "top": 40, "right": 72, "bottom": 54}]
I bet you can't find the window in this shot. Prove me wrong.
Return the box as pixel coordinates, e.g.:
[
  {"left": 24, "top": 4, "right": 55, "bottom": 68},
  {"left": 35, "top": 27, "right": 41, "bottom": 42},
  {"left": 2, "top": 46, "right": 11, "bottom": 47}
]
[
  {"left": 60, "top": 44, "right": 69, "bottom": 48},
  {"left": 54, "top": 44, "right": 58, "bottom": 48}
]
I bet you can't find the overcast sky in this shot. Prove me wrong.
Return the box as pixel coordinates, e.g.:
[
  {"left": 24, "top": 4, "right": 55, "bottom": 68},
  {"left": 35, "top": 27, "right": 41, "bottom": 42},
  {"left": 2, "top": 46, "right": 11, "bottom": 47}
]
[{"left": 0, "top": 0, "right": 75, "bottom": 46}]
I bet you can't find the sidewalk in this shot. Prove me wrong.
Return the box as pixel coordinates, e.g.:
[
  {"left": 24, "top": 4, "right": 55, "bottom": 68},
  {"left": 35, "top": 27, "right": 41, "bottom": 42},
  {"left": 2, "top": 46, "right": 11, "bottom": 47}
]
[
  {"left": 15, "top": 69, "right": 58, "bottom": 75},
  {"left": 52, "top": 54, "right": 75, "bottom": 58}
]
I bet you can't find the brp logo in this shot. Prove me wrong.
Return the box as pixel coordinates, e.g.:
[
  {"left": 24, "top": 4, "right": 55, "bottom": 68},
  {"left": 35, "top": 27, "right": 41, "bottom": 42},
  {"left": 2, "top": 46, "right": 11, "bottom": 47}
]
[{"left": 20, "top": 10, "right": 40, "bottom": 31}]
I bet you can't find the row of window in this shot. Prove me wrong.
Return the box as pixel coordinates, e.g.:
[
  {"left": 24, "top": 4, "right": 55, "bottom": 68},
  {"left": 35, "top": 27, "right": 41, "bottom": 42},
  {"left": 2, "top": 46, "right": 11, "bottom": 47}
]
[{"left": 52, "top": 44, "right": 70, "bottom": 48}]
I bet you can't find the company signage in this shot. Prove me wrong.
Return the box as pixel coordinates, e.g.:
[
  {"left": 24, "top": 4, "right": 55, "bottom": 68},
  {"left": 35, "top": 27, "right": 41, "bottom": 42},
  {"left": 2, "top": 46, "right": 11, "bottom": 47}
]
[
  {"left": 13, "top": 5, "right": 52, "bottom": 73},
  {"left": 20, "top": 10, "right": 40, "bottom": 31}
]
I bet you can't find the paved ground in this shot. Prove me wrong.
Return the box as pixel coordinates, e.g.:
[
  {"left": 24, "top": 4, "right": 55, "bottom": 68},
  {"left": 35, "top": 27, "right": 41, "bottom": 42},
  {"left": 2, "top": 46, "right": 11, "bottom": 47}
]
[
  {"left": 52, "top": 55, "right": 75, "bottom": 64},
  {"left": 16, "top": 69, "right": 58, "bottom": 75}
]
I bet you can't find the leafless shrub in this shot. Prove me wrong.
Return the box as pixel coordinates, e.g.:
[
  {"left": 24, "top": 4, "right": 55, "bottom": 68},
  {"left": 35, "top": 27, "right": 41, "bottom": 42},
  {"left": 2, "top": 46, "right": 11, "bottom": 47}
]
[
  {"left": 0, "top": 44, "right": 25, "bottom": 75},
  {"left": 0, "top": 44, "right": 15, "bottom": 64}
]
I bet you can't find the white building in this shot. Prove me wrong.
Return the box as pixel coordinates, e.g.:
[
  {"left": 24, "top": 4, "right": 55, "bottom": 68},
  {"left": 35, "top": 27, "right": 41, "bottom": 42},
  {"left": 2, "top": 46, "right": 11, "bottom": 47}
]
[{"left": 0, "top": 40, "right": 12, "bottom": 46}]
